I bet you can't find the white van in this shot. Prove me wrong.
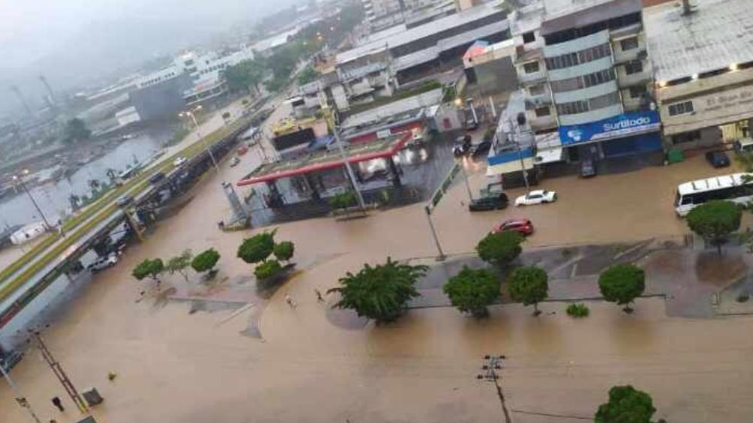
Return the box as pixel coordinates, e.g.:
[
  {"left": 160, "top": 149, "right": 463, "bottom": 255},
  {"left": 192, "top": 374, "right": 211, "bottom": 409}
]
[{"left": 734, "top": 138, "right": 753, "bottom": 154}]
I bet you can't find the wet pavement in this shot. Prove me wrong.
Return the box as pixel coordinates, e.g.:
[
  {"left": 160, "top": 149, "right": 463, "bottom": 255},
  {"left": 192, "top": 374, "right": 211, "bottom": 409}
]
[{"left": 5, "top": 108, "right": 753, "bottom": 422}]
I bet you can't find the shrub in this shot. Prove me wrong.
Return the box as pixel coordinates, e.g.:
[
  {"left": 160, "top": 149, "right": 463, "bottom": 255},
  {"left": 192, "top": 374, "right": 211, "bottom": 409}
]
[
  {"left": 237, "top": 231, "right": 276, "bottom": 264},
  {"left": 443, "top": 266, "right": 500, "bottom": 318},
  {"left": 132, "top": 258, "right": 164, "bottom": 281},
  {"left": 192, "top": 248, "right": 221, "bottom": 274},
  {"left": 595, "top": 386, "right": 661, "bottom": 423},
  {"left": 566, "top": 303, "right": 590, "bottom": 318},
  {"left": 254, "top": 259, "right": 283, "bottom": 280},
  {"left": 329, "top": 191, "right": 357, "bottom": 210},
  {"left": 476, "top": 231, "right": 524, "bottom": 268},
  {"left": 273, "top": 241, "right": 295, "bottom": 262}
]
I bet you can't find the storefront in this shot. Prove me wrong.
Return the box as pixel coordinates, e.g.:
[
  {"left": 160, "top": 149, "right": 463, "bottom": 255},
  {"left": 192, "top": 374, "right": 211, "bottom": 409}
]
[{"left": 558, "top": 110, "right": 662, "bottom": 162}]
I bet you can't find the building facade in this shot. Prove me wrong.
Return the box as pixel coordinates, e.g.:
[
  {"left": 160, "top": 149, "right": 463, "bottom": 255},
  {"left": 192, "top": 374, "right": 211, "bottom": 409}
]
[
  {"left": 510, "top": 0, "right": 660, "bottom": 164},
  {"left": 645, "top": 0, "right": 753, "bottom": 150}
]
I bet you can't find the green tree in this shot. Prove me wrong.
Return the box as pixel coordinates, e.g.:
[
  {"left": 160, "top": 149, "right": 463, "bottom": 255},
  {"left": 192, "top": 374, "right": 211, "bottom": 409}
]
[
  {"left": 686, "top": 200, "right": 741, "bottom": 256},
  {"left": 237, "top": 231, "right": 276, "bottom": 264},
  {"left": 507, "top": 266, "right": 548, "bottom": 316},
  {"left": 273, "top": 241, "right": 295, "bottom": 262},
  {"left": 63, "top": 118, "right": 92, "bottom": 143},
  {"left": 132, "top": 259, "right": 165, "bottom": 282},
  {"left": 595, "top": 385, "right": 665, "bottom": 423},
  {"left": 223, "top": 59, "right": 266, "bottom": 94},
  {"left": 191, "top": 248, "right": 221, "bottom": 275},
  {"left": 268, "top": 47, "right": 298, "bottom": 79},
  {"left": 476, "top": 231, "right": 524, "bottom": 268},
  {"left": 329, "top": 191, "right": 357, "bottom": 212},
  {"left": 598, "top": 263, "right": 645, "bottom": 313},
  {"left": 297, "top": 65, "right": 319, "bottom": 85},
  {"left": 254, "top": 259, "right": 283, "bottom": 280},
  {"left": 443, "top": 266, "right": 500, "bottom": 318},
  {"left": 329, "top": 258, "right": 428, "bottom": 323},
  {"left": 166, "top": 250, "right": 193, "bottom": 283}
]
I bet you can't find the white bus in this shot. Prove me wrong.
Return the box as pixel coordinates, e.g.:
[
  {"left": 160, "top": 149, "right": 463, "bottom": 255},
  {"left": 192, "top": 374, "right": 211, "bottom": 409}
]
[{"left": 675, "top": 173, "right": 753, "bottom": 216}]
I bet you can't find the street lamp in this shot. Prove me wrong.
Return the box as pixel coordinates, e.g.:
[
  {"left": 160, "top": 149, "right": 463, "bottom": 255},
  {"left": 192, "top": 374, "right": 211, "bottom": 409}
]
[
  {"left": 12, "top": 170, "right": 51, "bottom": 229},
  {"left": 179, "top": 105, "right": 220, "bottom": 173}
]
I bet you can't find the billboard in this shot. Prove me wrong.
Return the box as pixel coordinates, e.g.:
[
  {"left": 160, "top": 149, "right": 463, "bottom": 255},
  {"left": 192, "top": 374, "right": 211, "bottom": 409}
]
[{"left": 558, "top": 110, "right": 660, "bottom": 145}]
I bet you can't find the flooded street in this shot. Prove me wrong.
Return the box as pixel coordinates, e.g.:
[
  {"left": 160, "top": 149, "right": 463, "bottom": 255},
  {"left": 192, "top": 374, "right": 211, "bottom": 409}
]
[{"left": 2, "top": 122, "right": 753, "bottom": 423}]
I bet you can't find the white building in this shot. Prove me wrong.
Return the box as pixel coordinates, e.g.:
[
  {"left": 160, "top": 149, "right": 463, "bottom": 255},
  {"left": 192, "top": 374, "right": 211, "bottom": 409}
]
[
  {"left": 176, "top": 47, "right": 256, "bottom": 105},
  {"left": 645, "top": 0, "right": 753, "bottom": 149}
]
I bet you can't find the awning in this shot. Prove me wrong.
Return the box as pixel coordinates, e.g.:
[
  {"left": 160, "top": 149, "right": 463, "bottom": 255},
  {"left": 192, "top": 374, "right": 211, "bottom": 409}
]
[
  {"left": 486, "top": 158, "right": 534, "bottom": 176},
  {"left": 535, "top": 147, "right": 564, "bottom": 164}
]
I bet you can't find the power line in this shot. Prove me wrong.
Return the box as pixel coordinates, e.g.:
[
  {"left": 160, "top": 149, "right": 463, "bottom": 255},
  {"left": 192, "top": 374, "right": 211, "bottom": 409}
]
[
  {"left": 478, "top": 355, "right": 513, "bottom": 423},
  {"left": 510, "top": 408, "right": 591, "bottom": 421}
]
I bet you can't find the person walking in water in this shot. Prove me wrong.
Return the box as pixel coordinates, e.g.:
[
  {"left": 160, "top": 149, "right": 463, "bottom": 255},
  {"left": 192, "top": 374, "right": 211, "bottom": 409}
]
[
  {"left": 285, "top": 293, "right": 296, "bottom": 308},
  {"left": 51, "top": 396, "right": 64, "bottom": 412},
  {"left": 315, "top": 289, "right": 324, "bottom": 303}
]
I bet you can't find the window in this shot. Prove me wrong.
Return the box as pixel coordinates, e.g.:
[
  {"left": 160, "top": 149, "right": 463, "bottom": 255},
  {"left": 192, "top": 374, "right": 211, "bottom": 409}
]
[
  {"left": 523, "top": 31, "right": 536, "bottom": 44},
  {"left": 620, "top": 37, "right": 639, "bottom": 51},
  {"left": 534, "top": 106, "right": 551, "bottom": 117},
  {"left": 529, "top": 84, "right": 545, "bottom": 96},
  {"left": 628, "top": 85, "right": 647, "bottom": 98},
  {"left": 668, "top": 101, "right": 694, "bottom": 116},
  {"left": 672, "top": 130, "right": 701, "bottom": 144},
  {"left": 624, "top": 61, "right": 643, "bottom": 75},
  {"left": 523, "top": 61, "right": 540, "bottom": 74}
]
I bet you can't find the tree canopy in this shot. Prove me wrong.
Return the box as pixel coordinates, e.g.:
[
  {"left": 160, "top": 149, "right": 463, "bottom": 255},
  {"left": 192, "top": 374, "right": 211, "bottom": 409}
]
[
  {"left": 223, "top": 59, "right": 266, "bottom": 94},
  {"left": 595, "top": 385, "right": 663, "bottom": 423},
  {"left": 63, "top": 118, "right": 92, "bottom": 143},
  {"left": 166, "top": 250, "right": 193, "bottom": 283},
  {"left": 132, "top": 258, "right": 165, "bottom": 281},
  {"left": 273, "top": 241, "right": 295, "bottom": 262},
  {"left": 237, "top": 231, "right": 276, "bottom": 264},
  {"left": 507, "top": 266, "right": 549, "bottom": 315},
  {"left": 254, "top": 259, "right": 283, "bottom": 280},
  {"left": 192, "top": 248, "right": 221, "bottom": 274},
  {"left": 443, "top": 266, "right": 500, "bottom": 318},
  {"left": 297, "top": 65, "right": 319, "bottom": 86},
  {"left": 598, "top": 263, "right": 645, "bottom": 313},
  {"left": 686, "top": 200, "right": 741, "bottom": 255},
  {"left": 329, "top": 258, "right": 428, "bottom": 323},
  {"left": 476, "top": 231, "right": 524, "bottom": 267}
]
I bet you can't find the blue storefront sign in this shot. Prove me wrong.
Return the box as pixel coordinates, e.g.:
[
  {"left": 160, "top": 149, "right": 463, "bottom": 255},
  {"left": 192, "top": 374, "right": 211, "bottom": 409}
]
[{"left": 558, "top": 110, "right": 660, "bottom": 146}]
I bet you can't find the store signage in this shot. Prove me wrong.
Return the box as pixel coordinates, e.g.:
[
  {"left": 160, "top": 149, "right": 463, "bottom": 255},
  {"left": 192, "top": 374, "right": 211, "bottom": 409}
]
[
  {"left": 377, "top": 129, "right": 392, "bottom": 139},
  {"left": 559, "top": 110, "right": 660, "bottom": 145}
]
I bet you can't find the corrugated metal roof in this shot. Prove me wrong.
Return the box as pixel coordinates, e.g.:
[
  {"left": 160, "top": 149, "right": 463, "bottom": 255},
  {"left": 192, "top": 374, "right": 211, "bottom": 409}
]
[
  {"left": 540, "top": 0, "right": 641, "bottom": 36},
  {"left": 645, "top": 0, "right": 753, "bottom": 82}
]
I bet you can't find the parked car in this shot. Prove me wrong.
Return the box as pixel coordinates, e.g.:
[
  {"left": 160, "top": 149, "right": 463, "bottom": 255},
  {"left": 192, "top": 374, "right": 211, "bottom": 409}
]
[
  {"left": 466, "top": 118, "right": 479, "bottom": 131},
  {"left": 453, "top": 135, "right": 472, "bottom": 157},
  {"left": 148, "top": 172, "right": 166, "bottom": 184},
  {"left": 87, "top": 253, "right": 118, "bottom": 273},
  {"left": 229, "top": 156, "right": 241, "bottom": 167},
  {"left": 515, "top": 190, "right": 557, "bottom": 207},
  {"left": 581, "top": 159, "right": 597, "bottom": 178},
  {"left": 469, "top": 193, "right": 509, "bottom": 211},
  {"left": 734, "top": 138, "right": 753, "bottom": 154},
  {"left": 116, "top": 195, "right": 132, "bottom": 207},
  {"left": 471, "top": 139, "right": 492, "bottom": 158},
  {"left": 493, "top": 218, "right": 534, "bottom": 236},
  {"left": 173, "top": 156, "right": 188, "bottom": 167},
  {"left": 705, "top": 150, "right": 730, "bottom": 168}
]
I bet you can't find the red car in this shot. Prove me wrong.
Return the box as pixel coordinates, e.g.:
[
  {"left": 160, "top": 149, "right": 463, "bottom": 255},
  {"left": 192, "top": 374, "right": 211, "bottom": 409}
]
[{"left": 493, "top": 218, "right": 534, "bottom": 236}]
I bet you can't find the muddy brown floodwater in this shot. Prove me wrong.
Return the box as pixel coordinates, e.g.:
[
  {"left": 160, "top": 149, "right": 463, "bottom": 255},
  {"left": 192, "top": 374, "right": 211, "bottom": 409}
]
[{"left": 2, "top": 135, "right": 753, "bottom": 423}]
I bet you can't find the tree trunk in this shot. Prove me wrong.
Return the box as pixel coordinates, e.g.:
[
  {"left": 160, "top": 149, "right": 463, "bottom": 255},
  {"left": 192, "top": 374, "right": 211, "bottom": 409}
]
[{"left": 533, "top": 302, "right": 541, "bottom": 316}]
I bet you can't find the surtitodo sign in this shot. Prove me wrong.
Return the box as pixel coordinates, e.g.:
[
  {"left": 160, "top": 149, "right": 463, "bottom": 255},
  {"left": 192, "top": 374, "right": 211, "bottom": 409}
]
[{"left": 559, "top": 110, "right": 660, "bottom": 145}]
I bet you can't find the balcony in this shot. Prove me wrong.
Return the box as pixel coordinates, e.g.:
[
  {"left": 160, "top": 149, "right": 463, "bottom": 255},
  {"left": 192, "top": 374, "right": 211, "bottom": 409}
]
[
  {"left": 613, "top": 45, "right": 647, "bottom": 65},
  {"left": 529, "top": 114, "right": 557, "bottom": 130},
  {"left": 617, "top": 68, "right": 652, "bottom": 89},
  {"left": 543, "top": 30, "right": 609, "bottom": 57},
  {"left": 518, "top": 69, "right": 548, "bottom": 84},
  {"left": 553, "top": 80, "right": 618, "bottom": 104},
  {"left": 525, "top": 92, "right": 553, "bottom": 107},
  {"left": 547, "top": 56, "right": 613, "bottom": 82}
]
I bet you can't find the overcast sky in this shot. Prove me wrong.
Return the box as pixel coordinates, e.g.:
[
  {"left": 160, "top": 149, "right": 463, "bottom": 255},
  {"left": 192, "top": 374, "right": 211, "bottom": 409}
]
[{"left": 0, "top": 0, "right": 298, "bottom": 115}]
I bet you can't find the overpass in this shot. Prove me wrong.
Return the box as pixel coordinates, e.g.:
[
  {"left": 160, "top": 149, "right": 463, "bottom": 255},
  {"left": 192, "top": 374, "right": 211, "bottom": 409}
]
[{"left": 0, "top": 112, "right": 255, "bottom": 331}]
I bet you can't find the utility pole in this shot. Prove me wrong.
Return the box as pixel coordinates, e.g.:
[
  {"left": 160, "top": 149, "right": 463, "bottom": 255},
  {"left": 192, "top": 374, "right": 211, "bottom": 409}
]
[
  {"left": 333, "top": 127, "right": 367, "bottom": 210},
  {"left": 28, "top": 330, "right": 89, "bottom": 414},
  {"left": 458, "top": 159, "right": 474, "bottom": 201},
  {"left": 180, "top": 107, "right": 220, "bottom": 173},
  {"left": 424, "top": 206, "right": 445, "bottom": 260},
  {"left": 13, "top": 171, "right": 51, "bottom": 229},
  {"left": 508, "top": 118, "right": 530, "bottom": 191},
  {"left": 0, "top": 363, "right": 43, "bottom": 423},
  {"left": 478, "top": 355, "right": 513, "bottom": 423}
]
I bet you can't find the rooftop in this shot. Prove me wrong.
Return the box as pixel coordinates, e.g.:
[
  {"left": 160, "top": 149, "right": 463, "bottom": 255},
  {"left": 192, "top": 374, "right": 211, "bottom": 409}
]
[
  {"left": 644, "top": 0, "right": 753, "bottom": 82},
  {"left": 540, "top": 0, "right": 641, "bottom": 36},
  {"left": 340, "top": 88, "right": 443, "bottom": 131},
  {"left": 337, "top": 3, "right": 507, "bottom": 64}
]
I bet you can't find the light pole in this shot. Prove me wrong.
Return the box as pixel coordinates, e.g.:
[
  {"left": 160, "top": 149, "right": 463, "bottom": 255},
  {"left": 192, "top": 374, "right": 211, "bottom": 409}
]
[
  {"left": 332, "top": 127, "right": 366, "bottom": 211},
  {"left": 179, "top": 105, "right": 220, "bottom": 173},
  {"left": 13, "top": 170, "right": 51, "bottom": 229},
  {"left": 0, "top": 363, "right": 44, "bottom": 423}
]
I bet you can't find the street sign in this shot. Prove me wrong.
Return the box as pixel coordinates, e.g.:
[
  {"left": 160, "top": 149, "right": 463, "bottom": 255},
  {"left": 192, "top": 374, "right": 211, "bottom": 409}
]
[{"left": 426, "top": 162, "right": 461, "bottom": 215}]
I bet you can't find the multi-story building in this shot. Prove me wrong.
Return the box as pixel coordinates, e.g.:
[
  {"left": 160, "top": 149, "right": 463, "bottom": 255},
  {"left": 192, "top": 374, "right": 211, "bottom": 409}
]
[
  {"left": 363, "top": 0, "right": 405, "bottom": 22},
  {"left": 178, "top": 48, "right": 256, "bottom": 105},
  {"left": 645, "top": 0, "right": 753, "bottom": 150},
  {"left": 509, "top": 0, "right": 660, "bottom": 164}
]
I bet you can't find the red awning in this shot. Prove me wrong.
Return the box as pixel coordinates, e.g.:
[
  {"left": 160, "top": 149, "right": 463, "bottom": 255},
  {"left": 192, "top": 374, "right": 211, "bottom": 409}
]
[{"left": 237, "top": 132, "right": 411, "bottom": 186}]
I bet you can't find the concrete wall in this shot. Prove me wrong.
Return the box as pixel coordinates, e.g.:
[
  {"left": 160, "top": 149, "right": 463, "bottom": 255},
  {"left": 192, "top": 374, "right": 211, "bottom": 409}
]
[
  {"left": 474, "top": 57, "right": 518, "bottom": 95},
  {"left": 129, "top": 73, "right": 192, "bottom": 121}
]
